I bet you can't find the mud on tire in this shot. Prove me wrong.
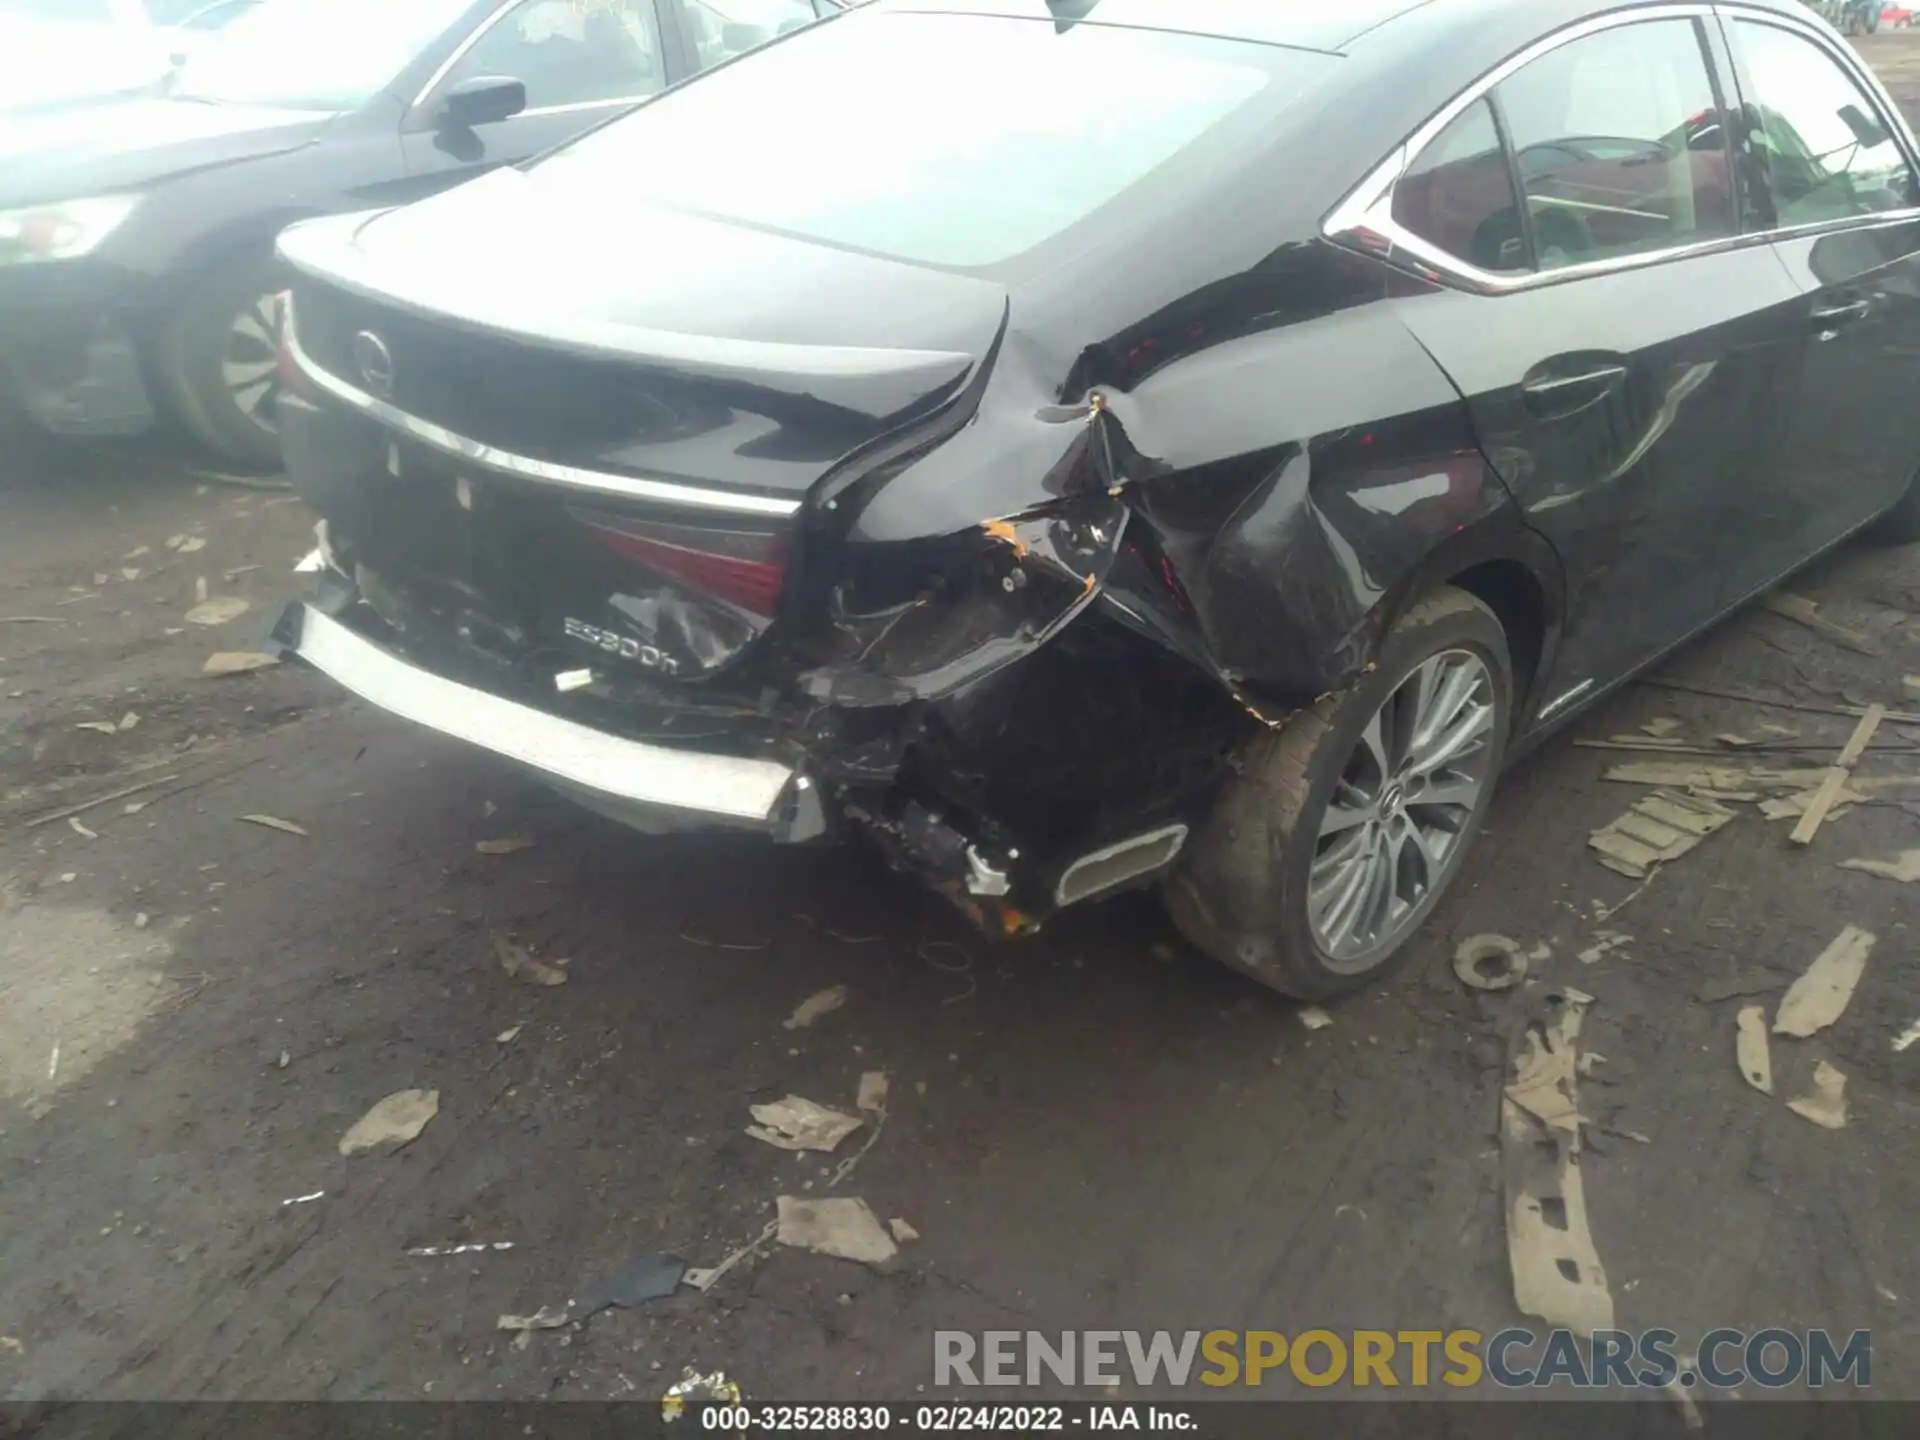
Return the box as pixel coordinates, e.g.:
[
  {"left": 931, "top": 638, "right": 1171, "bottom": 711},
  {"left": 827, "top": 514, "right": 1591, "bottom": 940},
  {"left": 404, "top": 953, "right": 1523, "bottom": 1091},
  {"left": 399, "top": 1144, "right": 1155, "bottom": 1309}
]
[{"left": 1164, "top": 586, "right": 1513, "bottom": 1001}]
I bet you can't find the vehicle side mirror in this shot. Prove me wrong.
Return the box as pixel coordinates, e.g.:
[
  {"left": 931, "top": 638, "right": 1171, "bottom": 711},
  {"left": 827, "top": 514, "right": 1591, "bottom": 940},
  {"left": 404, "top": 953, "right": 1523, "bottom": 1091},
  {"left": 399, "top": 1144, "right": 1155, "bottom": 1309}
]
[
  {"left": 437, "top": 75, "right": 527, "bottom": 130},
  {"left": 1839, "top": 102, "right": 1889, "bottom": 149}
]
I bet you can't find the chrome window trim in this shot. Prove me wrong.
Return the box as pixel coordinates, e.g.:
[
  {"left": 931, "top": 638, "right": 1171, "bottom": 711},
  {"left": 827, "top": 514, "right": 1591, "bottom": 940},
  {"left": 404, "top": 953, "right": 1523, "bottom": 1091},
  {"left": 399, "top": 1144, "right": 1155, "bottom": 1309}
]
[
  {"left": 519, "top": 94, "right": 657, "bottom": 118},
  {"left": 1321, "top": 2, "right": 1920, "bottom": 294},
  {"left": 282, "top": 294, "right": 803, "bottom": 519}
]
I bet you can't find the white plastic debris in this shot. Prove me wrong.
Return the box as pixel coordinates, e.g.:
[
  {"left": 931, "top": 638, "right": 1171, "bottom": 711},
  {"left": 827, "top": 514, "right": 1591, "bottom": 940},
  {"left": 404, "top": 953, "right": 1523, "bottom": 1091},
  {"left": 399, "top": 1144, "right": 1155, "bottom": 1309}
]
[
  {"left": 1453, "top": 934, "right": 1527, "bottom": 991},
  {"left": 476, "top": 836, "right": 535, "bottom": 855},
  {"left": 1786, "top": 1061, "right": 1848, "bottom": 1130},
  {"left": 1735, "top": 1007, "right": 1773, "bottom": 1095},
  {"left": 203, "top": 651, "right": 280, "bottom": 677},
  {"left": 185, "top": 597, "right": 250, "bottom": 626},
  {"left": 783, "top": 985, "right": 848, "bottom": 1030},
  {"left": 240, "top": 814, "right": 308, "bottom": 837},
  {"left": 775, "top": 1195, "right": 897, "bottom": 1264},
  {"left": 1298, "top": 1006, "right": 1333, "bottom": 1030},
  {"left": 746, "top": 1096, "right": 864, "bottom": 1152},
  {"left": 1774, "top": 926, "right": 1874, "bottom": 1038},
  {"left": 338, "top": 1089, "right": 439, "bottom": 1156},
  {"left": 1840, "top": 849, "right": 1920, "bottom": 884}
]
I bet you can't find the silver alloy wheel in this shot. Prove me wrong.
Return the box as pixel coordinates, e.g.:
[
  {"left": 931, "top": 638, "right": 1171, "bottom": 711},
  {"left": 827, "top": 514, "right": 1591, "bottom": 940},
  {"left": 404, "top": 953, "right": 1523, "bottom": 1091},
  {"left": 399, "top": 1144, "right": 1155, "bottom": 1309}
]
[
  {"left": 219, "top": 292, "right": 282, "bottom": 434},
  {"left": 1307, "top": 648, "right": 1497, "bottom": 968}
]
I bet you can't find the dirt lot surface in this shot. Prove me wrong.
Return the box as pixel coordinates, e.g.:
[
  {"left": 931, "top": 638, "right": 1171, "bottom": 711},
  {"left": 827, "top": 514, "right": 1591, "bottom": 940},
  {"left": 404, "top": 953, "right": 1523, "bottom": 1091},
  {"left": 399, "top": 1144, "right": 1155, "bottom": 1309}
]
[{"left": 5, "top": 37, "right": 1920, "bottom": 1423}]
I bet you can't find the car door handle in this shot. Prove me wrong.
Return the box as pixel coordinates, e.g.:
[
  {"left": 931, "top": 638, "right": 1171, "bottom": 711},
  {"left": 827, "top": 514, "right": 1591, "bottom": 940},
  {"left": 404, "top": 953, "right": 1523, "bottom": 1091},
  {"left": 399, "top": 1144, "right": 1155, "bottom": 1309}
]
[
  {"left": 1810, "top": 298, "right": 1870, "bottom": 328},
  {"left": 1520, "top": 363, "right": 1628, "bottom": 415}
]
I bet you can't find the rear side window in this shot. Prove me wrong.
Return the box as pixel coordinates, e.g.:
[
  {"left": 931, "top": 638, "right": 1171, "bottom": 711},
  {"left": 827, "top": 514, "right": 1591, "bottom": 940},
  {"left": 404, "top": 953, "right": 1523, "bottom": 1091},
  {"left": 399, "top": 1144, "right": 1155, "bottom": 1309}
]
[
  {"left": 1390, "top": 99, "right": 1528, "bottom": 272},
  {"left": 1494, "top": 19, "right": 1733, "bottom": 269},
  {"left": 1731, "top": 19, "right": 1917, "bottom": 227}
]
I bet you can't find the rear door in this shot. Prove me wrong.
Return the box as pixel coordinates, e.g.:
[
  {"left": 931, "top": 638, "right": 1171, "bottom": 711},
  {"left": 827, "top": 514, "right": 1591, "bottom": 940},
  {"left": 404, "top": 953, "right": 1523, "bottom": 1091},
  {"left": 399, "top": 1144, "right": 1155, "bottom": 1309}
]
[
  {"left": 400, "top": 0, "right": 674, "bottom": 184},
  {"left": 1361, "top": 12, "right": 1807, "bottom": 719},
  {"left": 1721, "top": 9, "right": 1920, "bottom": 561}
]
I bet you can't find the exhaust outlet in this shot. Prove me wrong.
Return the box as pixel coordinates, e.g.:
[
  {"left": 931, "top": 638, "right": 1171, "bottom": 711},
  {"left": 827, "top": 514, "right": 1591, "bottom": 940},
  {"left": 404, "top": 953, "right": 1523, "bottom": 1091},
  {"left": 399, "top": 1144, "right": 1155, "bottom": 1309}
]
[{"left": 1053, "top": 823, "right": 1189, "bottom": 909}]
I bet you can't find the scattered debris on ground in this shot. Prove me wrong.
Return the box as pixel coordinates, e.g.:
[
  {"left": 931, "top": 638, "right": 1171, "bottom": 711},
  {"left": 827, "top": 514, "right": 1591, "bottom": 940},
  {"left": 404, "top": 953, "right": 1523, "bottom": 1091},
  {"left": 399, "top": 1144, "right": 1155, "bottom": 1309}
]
[
  {"left": 1735, "top": 1007, "right": 1773, "bottom": 1094},
  {"left": 1577, "top": 931, "right": 1631, "bottom": 966},
  {"left": 684, "top": 1222, "right": 778, "bottom": 1292},
  {"left": 494, "top": 935, "right": 568, "bottom": 988},
  {"left": 1588, "top": 791, "right": 1734, "bottom": 878},
  {"left": 575, "top": 1252, "right": 687, "bottom": 1316},
  {"left": 184, "top": 597, "right": 250, "bottom": 627},
  {"left": 496, "top": 1305, "right": 570, "bottom": 1334},
  {"left": 775, "top": 1196, "right": 898, "bottom": 1265},
  {"left": 1840, "top": 849, "right": 1920, "bottom": 884},
  {"left": 856, "top": 1070, "right": 890, "bottom": 1114},
  {"left": 1774, "top": 926, "right": 1874, "bottom": 1039},
  {"left": 1298, "top": 1006, "right": 1333, "bottom": 1030},
  {"left": 662, "top": 1369, "right": 742, "bottom": 1420},
  {"left": 405, "top": 1241, "right": 514, "bottom": 1257},
  {"left": 239, "top": 814, "right": 307, "bottom": 837},
  {"left": 1791, "top": 706, "right": 1886, "bottom": 846},
  {"left": 1786, "top": 1060, "right": 1849, "bottom": 1131},
  {"left": 1760, "top": 592, "right": 1879, "bottom": 655},
  {"left": 1892, "top": 1020, "right": 1920, "bottom": 1054},
  {"left": 746, "top": 1096, "right": 865, "bottom": 1153},
  {"left": 202, "top": 652, "right": 280, "bottom": 677},
  {"left": 476, "top": 836, "right": 536, "bottom": 856},
  {"left": 888, "top": 1217, "right": 919, "bottom": 1243},
  {"left": 1602, "top": 759, "right": 1827, "bottom": 791},
  {"left": 280, "top": 1191, "right": 325, "bottom": 1208},
  {"left": 1502, "top": 990, "right": 1614, "bottom": 1336},
  {"left": 338, "top": 1088, "right": 439, "bottom": 1156},
  {"left": 1642, "top": 717, "right": 1684, "bottom": 738},
  {"left": 783, "top": 985, "right": 848, "bottom": 1030},
  {"left": 1453, "top": 934, "right": 1528, "bottom": 991}
]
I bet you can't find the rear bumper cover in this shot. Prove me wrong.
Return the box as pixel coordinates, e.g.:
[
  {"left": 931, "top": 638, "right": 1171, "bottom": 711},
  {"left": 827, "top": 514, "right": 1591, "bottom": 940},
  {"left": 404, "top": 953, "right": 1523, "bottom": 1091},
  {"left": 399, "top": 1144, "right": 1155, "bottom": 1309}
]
[{"left": 273, "top": 600, "right": 817, "bottom": 836}]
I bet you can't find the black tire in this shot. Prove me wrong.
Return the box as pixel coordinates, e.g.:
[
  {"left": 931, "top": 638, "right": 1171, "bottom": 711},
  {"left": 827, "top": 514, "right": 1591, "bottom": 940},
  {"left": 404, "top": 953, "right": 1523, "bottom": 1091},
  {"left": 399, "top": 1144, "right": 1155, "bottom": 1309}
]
[
  {"left": 153, "top": 252, "right": 287, "bottom": 472},
  {"left": 1874, "top": 470, "right": 1920, "bottom": 543},
  {"left": 1164, "top": 587, "right": 1513, "bottom": 1001}
]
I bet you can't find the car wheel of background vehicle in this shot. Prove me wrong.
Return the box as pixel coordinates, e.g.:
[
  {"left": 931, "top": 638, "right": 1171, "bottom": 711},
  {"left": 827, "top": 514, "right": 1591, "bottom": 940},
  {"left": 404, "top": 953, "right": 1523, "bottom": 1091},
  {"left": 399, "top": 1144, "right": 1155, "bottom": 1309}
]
[
  {"left": 1873, "top": 466, "right": 1920, "bottom": 543},
  {"left": 1164, "top": 587, "right": 1512, "bottom": 1002},
  {"left": 155, "top": 253, "right": 286, "bottom": 472}
]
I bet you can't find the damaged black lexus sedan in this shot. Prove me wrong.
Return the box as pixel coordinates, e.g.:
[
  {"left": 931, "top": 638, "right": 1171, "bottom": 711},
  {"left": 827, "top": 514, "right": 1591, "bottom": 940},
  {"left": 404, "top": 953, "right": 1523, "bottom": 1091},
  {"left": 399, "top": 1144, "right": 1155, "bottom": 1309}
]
[{"left": 271, "top": 0, "right": 1920, "bottom": 998}]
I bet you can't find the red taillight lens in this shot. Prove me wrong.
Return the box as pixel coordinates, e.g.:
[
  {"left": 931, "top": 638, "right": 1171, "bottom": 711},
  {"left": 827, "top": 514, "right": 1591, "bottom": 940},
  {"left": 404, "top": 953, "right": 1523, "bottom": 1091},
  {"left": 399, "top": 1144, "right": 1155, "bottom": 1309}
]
[
  {"left": 274, "top": 289, "right": 317, "bottom": 402},
  {"left": 575, "top": 511, "right": 789, "bottom": 618}
]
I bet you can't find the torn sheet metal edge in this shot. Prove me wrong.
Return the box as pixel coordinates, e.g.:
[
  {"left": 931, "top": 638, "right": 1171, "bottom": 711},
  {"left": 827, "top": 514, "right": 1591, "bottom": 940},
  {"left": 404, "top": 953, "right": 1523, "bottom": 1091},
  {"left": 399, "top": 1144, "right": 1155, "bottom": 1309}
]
[{"left": 279, "top": 602, "right": 797, "bottom": 826}]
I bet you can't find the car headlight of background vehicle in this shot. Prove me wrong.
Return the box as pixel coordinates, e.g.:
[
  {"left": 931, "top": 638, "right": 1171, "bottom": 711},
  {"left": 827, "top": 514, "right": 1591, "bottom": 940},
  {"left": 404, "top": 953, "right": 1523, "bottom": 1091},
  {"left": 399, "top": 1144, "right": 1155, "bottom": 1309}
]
[{"left": 0, "top": 195, "right": 140, "bottom": 265}]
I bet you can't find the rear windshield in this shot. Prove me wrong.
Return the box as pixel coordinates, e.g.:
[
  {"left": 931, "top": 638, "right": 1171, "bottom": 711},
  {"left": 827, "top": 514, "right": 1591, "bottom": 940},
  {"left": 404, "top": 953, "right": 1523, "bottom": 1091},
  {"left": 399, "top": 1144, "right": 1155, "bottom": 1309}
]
[{"left": 542, "top": 11, "right": 1308, "bottom": 269}]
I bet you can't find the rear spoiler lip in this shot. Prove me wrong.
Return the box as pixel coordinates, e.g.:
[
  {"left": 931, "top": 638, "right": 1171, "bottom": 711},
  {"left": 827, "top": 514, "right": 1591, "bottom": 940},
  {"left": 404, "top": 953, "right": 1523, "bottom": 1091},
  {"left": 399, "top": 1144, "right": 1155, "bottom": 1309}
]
[{"left": 276, "top": 211, "right": 977, "bottom": 390}]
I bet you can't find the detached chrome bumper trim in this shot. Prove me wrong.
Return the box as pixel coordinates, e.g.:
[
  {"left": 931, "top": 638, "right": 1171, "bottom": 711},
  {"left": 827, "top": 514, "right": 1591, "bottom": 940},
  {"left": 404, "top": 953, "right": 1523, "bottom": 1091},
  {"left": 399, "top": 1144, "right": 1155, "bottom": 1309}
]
[
  {"left": 284, "top": 603, "right": 797, "bottom": 826},
  {"left": 280, "top": 294, "right": 801, "bottom": 519}
]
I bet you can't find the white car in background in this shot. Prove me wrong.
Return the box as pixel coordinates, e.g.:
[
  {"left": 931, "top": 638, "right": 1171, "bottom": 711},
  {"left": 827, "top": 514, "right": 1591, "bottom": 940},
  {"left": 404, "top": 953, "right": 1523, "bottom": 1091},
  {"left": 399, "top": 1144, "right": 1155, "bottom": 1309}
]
[{"left": 0, "top": 0, "right": 258, "bottom": 115}]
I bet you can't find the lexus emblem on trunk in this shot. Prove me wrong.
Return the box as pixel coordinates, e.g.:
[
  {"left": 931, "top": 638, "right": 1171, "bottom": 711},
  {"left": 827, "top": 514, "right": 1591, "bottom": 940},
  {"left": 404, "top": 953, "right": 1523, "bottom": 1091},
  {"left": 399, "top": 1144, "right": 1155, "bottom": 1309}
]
[{"left": 352, "top": 330, "right": 395, "bottom": 397}]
